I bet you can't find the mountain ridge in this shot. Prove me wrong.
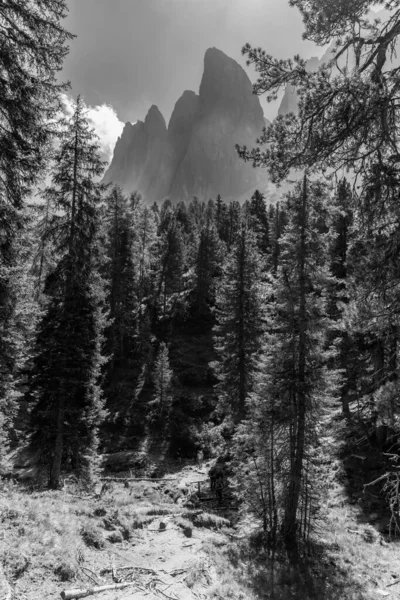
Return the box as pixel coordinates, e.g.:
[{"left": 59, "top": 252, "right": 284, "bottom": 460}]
[{"left": 103, "top": 47, "right": 276, "bottom": 204}]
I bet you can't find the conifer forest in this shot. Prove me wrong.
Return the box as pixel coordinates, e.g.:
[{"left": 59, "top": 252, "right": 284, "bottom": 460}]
[{"left": 4, "top": 1, "right": 400, "bottom": 599}]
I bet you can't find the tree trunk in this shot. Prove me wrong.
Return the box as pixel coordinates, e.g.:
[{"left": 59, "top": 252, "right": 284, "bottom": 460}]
[
  {"left": 61, "top": 581, "right": 139, "bottom": 600},
  {"left": 49, "top": 394, "right": 65, "bottom": 489}
]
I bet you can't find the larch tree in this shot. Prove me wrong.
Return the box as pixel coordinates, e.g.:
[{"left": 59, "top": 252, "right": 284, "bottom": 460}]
[
  {"left": 236, "top": 177, "right": 339, "bottom": 549},
  {"left": 29, "top": 97, "right": 108, "bottom": 489},
  {"left": 150, "top": 342, "right": 173, "bottom": 429},
  {"left": 236, "top": 0, "right": 400, "bottom": 536}
]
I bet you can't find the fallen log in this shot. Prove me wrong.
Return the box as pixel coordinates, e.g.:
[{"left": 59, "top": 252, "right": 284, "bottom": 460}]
[
  {"left": 60, "top": 581, "right": 138, "bottom": 599},
  {"left": 99, "top": 565, "right": 157, "bottom": 576},
  {"left": 100, "top": 477, "right": 176, "bottom": 483}
]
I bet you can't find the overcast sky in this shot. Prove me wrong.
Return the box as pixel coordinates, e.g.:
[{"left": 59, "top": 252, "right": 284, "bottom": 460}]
[{"left": 61, "top": 0, "right": 326, "bottom": 160}]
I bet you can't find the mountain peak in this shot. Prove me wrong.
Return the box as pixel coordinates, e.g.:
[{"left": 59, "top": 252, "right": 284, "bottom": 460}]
[
  {"left": 144, "top": 105, "right": 167, "bottom": 137},
  {"left": 199, "top": 47, "right": 261, "bottom": 121},
  {"left": 104, "top": 48, "right": 271, "bottom": 203}
]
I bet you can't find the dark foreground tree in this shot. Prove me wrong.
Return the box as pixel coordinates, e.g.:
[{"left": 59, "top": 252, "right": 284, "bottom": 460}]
[
  {"left": 29, "top": 97, "right": 107, "bottom": 488},
  {"left": 0, "top": 0, "right": 73, "bottom": 461},
  {"left": 238, "top": 2, "right": 400, "bottom": 193}
]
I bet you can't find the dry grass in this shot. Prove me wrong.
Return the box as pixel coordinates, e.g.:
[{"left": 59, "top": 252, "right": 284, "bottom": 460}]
[
  {"left": 192, "top": 512, "right": 230, "bottom": 529},
  {"left": 320, "top": 493, "right": 400, "bottom": 597},
  {"left": 2, "top": 451, "right": 394, "bottom": 600},
  {"left": 0, "top": 483, "right": 84, "bottom": 585},
  {"left": 0, "top": 477, "right": 180, "bottom": 591}
]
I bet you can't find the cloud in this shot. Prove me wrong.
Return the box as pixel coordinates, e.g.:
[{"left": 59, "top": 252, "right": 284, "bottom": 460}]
[{"left": 60, "top": 94, "right": 124, "bottom": 164}]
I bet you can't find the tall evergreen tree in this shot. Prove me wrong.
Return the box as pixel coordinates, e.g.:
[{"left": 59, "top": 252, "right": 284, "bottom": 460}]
[
  {"left": 235, "top": 177, "right": 338, "bottom": 548},
  {"left": 213, "top": 220, "right": 265, "bottom": 424},
  {"left": 104, "top": 186, "right": 137, "bottom": 368},
  {"left": 246, "top": 189, "right": 270, "bottom": 255},
  {"left": 131, "top": 199, "right": 158, "bottom": 382},
  {"left": 0, "top": 0, "right": 73, "bottom": 459},
  {"left": 192, "top": 223, "right": 224, "bottom": 318},
  {"left": 157, "top": 215, "right": 186, "bottom": 321},
  {"left": 29, "top": 97, "right": 108, "bottom": 488},
  {"left": 329, "top": 179, "right": 354, "bottom": 416}
]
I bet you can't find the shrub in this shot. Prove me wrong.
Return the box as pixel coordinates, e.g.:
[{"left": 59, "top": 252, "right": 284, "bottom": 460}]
[
  {"left": 107, "top": 530, "right": 123, "bottom": 544},
  {"left": 54, "top": 561, "right": 77, "bottom": 582},
  {"left": 80, "top": 522, "right": 105, "bottom": 549}
]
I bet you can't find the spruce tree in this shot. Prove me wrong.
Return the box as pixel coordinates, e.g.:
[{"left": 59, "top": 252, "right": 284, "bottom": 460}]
[
  {"left": 29, "top": 97, "right": 108, "bottom": 489},
  {"left": 104, "top": 186, "right": 137, "bottom": 368},
  {"left": 0, "top": 0, "right": 72, "bottom": 460}
]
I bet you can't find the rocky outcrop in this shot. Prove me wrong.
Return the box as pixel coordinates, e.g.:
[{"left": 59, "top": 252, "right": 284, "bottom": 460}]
[
  {"left": 103, "top": 48, "right": 274, "bottom": 203},
  {"left": 104, "top": 105, "right": 171, "bottom": 201}
]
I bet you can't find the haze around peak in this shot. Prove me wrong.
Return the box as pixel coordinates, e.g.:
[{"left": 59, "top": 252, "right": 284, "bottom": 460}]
[{"left": 61, "top": 0, "right": 328, "bottom": 160}]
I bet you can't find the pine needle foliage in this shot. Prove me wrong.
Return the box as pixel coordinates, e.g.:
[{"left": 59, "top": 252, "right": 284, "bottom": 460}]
[
  {"left": 28, "top": 97, "right": 108, "bottom": 489},
  {"left": 0, "top": 0, "right": 72, "bottom": 464},
  {"left": 234, "top": 177, "right": 340, "bottom": 549}
]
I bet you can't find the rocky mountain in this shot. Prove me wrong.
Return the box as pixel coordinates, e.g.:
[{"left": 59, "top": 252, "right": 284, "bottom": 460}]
[{"left": 103, "top": 48, "right": 275, "bottom": 204}]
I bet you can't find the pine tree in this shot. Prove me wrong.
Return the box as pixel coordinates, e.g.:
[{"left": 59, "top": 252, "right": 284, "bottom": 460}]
[
  {"left": 213, "top": 219, "right": 265, "bottom": 425},
  {"left": 238, "top": 3, "right": 400, "bottom": 203},
  {"left": 29, "top": 97, "right": 108, "bottom": 489}
]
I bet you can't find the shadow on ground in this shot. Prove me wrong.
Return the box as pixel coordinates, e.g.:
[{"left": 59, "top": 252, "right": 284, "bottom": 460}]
[{"left": 240, "top": 540, "right": 373, "bottom": 600}]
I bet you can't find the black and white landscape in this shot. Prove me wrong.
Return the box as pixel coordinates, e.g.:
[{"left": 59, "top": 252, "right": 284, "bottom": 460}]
[{"left": 1, "top": 2, "right": 400, "bottom": 599}]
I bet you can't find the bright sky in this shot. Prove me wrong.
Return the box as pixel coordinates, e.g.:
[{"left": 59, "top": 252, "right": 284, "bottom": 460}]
[{"left": 62, "top": 0, "right": 326, "bottom": 161}]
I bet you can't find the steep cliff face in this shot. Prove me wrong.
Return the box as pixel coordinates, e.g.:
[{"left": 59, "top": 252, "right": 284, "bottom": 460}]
[
  {"left": 169, "top": 47, "right": 267, "bottom": 202},
  {"left": 104, "top": 105, "right": 170, "bottom": 200},
  {"left": 103, "top": 48, "right": 273, "bottom": 203}
]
